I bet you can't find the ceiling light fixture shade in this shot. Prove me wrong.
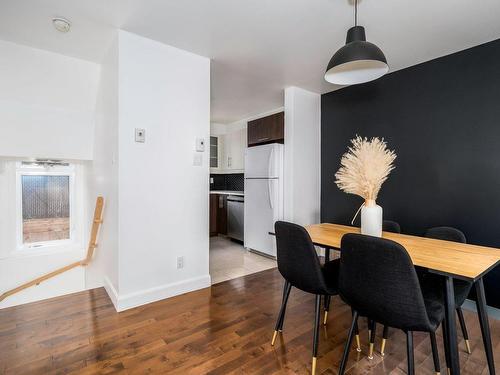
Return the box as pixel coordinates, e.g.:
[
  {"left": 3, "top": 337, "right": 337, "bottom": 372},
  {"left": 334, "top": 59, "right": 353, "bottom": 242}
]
[{"left": 325, "top": 1, "right": 388, "bottom": 85}]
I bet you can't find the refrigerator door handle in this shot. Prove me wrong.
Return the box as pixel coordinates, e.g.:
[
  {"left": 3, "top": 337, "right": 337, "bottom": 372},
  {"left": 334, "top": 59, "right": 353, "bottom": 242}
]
[
  {"left": 268, "top": 179, "right": 274, "bottom": 210},
  {"left": 268, "top": 147, "right": 274, "bottom": 178}
]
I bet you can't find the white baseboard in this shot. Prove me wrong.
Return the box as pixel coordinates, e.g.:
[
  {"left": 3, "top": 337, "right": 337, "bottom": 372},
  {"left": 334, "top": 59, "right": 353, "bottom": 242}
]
[
  {"left": 103, "top": 276, "right": 119, "bottom": 309},
  {"left": 104, "top": 275, "right": 211, "bottom": 312}
]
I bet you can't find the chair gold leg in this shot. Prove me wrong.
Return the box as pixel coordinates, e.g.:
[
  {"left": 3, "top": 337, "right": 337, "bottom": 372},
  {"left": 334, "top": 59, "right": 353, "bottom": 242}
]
[
  {"left": 312, "top": 357, "right": 317, "bottom": 375},
  {"left": 271, "top": 330, "right": 278, "bottom": 346},
  {"left": 380, "top": 338, "right": 387, "bottom": 356},
  {"left": 368, "top": 343, "right": 374, "bottom": 360},
  {"left": 355, "top": 334, "right": 361, "bottom": 352},
  {"left": 465, "top": 339, "right": 471, "bottom": 354},
  {"left": 368, "top": 329, "right": 372, "bottom": 341},
  {"left": 323, "top": 311, "right": 328, "bottom": 326},
  {"left": 436, "top": 372, "right": 441, "bottom": 375},
  {"left": 447, "top": 368, "right": 451, "bottom": 375}
]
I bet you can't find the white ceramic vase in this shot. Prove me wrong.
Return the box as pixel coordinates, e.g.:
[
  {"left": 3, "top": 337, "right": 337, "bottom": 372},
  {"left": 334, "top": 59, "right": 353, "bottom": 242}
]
[{"left": 361, "top": 199, "right": 383, "bottom": 237}]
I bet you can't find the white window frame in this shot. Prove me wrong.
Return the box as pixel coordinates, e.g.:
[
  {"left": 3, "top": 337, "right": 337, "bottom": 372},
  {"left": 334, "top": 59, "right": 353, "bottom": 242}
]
[{"left": 15, "top": 162, "right": 76, "bottom": 252}]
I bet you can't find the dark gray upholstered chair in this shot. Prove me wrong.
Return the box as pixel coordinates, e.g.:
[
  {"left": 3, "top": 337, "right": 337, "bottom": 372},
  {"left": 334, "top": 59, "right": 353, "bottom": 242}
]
[
  {"left": 365, "top": 220, "right": 402, "bottom": 358},
  {"left": 424, "top": 226, "right": 473, "bottom": 372},
  {"left": 426, "top": 226, "right": 466, "bottom": 244},
  {"left": 338, "top": 234, "right": 444, "bottom": 375},
  {"left": 272, "top": 221, "right": 340, "bottom": 375},
  {"left": 374, "top": 225, "right": 472, "bottom": 369},
  {"left": 382, "top": 220, "right": 401, "bottom": 234}
]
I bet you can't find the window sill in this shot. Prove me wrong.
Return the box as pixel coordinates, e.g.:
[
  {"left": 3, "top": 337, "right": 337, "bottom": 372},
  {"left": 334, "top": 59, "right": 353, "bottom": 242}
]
[{"left": 5, "top": 243, "right": 85, "bottom": 260}]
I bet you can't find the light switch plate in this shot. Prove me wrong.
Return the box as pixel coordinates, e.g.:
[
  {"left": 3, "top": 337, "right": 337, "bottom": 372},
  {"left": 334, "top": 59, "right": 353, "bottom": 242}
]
[
  {"left": 195, "top": 138, "right": 205, "bottom": 152},
  {"left": 135, "top": 128, "right": 146, "bottom": 143},
  {"left": 193, "top": 154, "right": 202, "bottom": 166}
]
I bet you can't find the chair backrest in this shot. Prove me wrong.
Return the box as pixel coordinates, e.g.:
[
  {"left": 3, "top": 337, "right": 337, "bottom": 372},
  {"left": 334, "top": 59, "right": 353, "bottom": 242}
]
[
  {"left": 339, "top": 233, "right": 432, "bottom": 331},
  {"left": 383, "top": 220, "right": 401, "bottom": 234},
  {"left": 425, "top": 226, "right": 472, "bottom": 306},
  {"left": 425, "top": 226, "right": 466, "bottom": 243},
  {"left": 274, "top": 221, "right": 327, "bottom": 294}
]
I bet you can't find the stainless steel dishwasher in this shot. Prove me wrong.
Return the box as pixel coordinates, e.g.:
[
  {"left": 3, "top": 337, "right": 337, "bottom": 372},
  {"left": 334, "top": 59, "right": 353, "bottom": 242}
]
[{"left": 227, "top": 195, "right": 244, "bottom": 241}]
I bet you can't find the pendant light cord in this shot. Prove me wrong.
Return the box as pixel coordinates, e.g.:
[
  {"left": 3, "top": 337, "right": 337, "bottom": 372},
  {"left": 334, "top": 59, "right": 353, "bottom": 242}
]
[{"left": 354, "top": 0, "right": 358, "bottom": 26}]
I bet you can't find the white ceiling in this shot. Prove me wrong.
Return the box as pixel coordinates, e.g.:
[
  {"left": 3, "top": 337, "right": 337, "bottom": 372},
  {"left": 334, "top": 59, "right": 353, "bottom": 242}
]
[{"left": 1, "top": 0, "right": 500, "bottom": 123}]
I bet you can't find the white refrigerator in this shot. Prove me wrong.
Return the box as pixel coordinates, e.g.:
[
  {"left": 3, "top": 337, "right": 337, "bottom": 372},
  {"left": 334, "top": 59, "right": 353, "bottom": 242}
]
[{"left": 244, "top": 143, "right": 284, "bottom": 257}]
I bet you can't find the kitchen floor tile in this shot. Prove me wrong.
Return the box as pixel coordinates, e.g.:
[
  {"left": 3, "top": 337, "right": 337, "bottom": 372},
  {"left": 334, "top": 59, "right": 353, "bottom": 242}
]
[
  {"left": 210, "top": 270, "right": 232, "bottom": 284},
  {"left": 209, "top": 236, "right": 276, "bottom": 284}
]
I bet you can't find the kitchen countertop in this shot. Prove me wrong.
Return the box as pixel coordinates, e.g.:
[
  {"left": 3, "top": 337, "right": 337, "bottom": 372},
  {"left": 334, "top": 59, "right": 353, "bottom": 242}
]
[{"left": 210, "top": 190, "right": 244, "bottom": 196}]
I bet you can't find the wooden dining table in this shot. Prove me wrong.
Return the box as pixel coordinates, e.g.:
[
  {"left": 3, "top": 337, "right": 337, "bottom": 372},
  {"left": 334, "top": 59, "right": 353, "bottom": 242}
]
[{"left": 305, "top": 223, "right": 500, "bottom": 375}]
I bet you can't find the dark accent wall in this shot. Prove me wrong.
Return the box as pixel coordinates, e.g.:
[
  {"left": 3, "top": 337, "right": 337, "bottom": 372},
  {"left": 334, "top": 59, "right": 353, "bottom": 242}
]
[{"left": 321, "top": 39, "right": 500, "bottom": 308}]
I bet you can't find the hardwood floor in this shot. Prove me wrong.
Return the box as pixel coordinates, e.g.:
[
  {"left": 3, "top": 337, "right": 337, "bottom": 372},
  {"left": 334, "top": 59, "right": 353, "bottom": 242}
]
[{"left": 0, "top": 268, "right": 498, "bottom": 374}]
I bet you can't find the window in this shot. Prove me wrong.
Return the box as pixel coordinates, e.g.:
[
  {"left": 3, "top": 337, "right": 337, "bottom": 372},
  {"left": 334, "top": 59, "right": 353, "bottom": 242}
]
[
  {"left": 16, "top": 162, "right": 75, "bottom": 249},
  {"left": 210, "top": 136, "right": 218, "bottom": 168}
]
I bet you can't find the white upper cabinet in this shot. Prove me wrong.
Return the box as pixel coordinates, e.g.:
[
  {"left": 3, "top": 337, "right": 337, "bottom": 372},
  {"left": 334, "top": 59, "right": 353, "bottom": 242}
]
[
  {"left": 210, "top": 128, "right": 246, "bottom": 173},
  {"left": 224, "top": 129, "right": 246, "bottom": 172}
]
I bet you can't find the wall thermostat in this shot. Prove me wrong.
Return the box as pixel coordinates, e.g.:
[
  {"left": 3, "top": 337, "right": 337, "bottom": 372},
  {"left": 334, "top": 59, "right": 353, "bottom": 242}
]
[
  {"left": 196, "top": 138, "right": 205, "bottom": 152},
  {"left": 135, "top": 128, "right": 146, "bottom": 143}
]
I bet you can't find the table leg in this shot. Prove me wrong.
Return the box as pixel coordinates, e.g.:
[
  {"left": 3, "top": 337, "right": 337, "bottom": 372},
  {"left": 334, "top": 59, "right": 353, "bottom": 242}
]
[
  {"left": 325, "top": 247, "right": 331, "bottom": 262},
  {"left": 475, "top": 278, "right": 496, "bottom": 375},
  {"left": 445, "top": 276, "right": 460, "bottom": 375},
  {"left": 442, "top": 317, "right": 451, "bottom": 371}
]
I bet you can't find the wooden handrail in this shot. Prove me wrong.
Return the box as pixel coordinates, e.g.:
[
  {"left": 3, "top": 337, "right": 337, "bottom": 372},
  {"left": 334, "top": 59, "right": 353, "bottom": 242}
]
[
  {"left": 81, "top": 196, "right": 104, "bottom": 265},
  {"left": 0, "top": 196, "right": 104, "bottom": 302}
]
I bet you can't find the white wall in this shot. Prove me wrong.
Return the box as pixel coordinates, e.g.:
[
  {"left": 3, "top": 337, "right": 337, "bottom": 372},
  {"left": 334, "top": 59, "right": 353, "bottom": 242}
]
[
  {"left": 0, "top": 41, "right": 100, "bottom": 308},
  {"left": 283, "top": 87, "right": 321, "bottom": 225},
  {"left": 95, "top": 31, "right": 211, "bottom": 311},
  {"left": 0, "top": 40, "right": 100, "bottom": 160},
  {"left": 210, "top": 107, "right": 284, "bottom": 135},
  {"left": 0, "top": 32, "right": 210, "bottom": 311},
  {"left": 0, "top": 160, "right": 87, "bottom": 309},
  {"left": 85, "top": 34, "right": 119, "bottom": 292},
  {"left": 210, "top": 123, "right": 228, "bottom": 137}
]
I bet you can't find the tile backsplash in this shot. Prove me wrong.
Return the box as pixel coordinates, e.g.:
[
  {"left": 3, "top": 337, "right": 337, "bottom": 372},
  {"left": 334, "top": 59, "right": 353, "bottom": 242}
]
[
  {"left": 210, "top": 173, "right": 244, "bottom": 191},
  {"left": 226, "top": 173, "right": 244, "bottom": 191},
  {"left": 210, "top": 174, "right": 226, "bottom": 190}
]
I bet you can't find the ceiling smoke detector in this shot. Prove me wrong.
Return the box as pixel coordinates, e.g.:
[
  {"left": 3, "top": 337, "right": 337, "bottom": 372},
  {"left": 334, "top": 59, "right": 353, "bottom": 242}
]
[{"left": 52, "top": 17, "right": 71, "bottom": 33}]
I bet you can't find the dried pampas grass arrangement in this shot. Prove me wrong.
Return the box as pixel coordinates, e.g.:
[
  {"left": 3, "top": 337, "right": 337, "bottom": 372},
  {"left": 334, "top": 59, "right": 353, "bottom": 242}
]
[{"left": 335, "top": 136, "right": 396, "bottom": 203}]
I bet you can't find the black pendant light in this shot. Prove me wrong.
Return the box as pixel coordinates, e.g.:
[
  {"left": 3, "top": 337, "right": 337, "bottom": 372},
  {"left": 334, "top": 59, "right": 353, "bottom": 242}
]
[{"left": 325, "top": 0, "right": 388, "bottom": 85}]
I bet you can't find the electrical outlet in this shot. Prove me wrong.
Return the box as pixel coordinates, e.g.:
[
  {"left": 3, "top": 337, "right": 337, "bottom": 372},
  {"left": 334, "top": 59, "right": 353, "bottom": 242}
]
[{"left": 177, "top": 256, "right": 184, "bottom": 269}]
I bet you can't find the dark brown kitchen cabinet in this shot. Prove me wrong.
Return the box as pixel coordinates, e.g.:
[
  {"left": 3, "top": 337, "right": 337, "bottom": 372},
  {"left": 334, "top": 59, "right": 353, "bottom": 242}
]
[
  {"left": 217, "top": 194, "right": 227, "bottom": 235},
  {"left": 210, "top": 193, "right": 227, "bottom": 236},
  {"left": 247, "top": 112, "right": 284, "bottom": 147},
  {"left": 210, "top": 194, "right": 218, "bottom": 236}
]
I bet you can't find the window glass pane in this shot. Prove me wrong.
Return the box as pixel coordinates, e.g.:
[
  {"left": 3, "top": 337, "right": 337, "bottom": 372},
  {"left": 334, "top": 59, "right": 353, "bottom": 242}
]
[{"left": 22, "top": 175, "right": 70, "bottom": 244}]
